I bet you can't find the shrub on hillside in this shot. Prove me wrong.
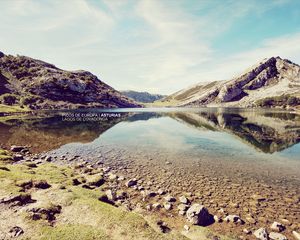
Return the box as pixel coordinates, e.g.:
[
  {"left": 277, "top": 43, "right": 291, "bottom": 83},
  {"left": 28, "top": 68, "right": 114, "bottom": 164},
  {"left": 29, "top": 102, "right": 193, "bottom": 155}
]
[{"left": 0, "top": 93, "right": 18, "bottom": 105}]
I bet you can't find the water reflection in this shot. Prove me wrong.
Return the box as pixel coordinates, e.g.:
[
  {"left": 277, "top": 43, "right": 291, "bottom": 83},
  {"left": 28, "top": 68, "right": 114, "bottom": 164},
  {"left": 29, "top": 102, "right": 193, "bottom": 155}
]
[{"left": 0, "top": 109, "right": 299, "bottom": 156}]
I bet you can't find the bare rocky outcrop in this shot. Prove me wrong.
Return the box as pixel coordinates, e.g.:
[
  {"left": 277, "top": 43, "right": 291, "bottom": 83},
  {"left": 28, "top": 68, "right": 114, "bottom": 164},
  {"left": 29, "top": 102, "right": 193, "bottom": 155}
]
[{"left": 160, "top": 56, "right": 300, "bottom": 108}]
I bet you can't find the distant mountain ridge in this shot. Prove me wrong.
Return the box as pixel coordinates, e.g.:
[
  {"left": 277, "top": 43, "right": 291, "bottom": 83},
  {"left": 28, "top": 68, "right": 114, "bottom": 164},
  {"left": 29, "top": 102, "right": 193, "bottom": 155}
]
[
  {"left": 0, "top": 51, "right": 140, "bottom": 110},
  {"left": 121, "top": 90, "right": 165, "bottom": 103},
  {"left": 160, "top": 56, "right": 300, "bottom": 109}
]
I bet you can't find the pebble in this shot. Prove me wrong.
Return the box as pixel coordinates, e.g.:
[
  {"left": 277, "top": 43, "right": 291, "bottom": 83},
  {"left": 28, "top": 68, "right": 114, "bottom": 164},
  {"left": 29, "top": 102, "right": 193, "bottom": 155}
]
[
  {"left": 164, "top": 195, "right": 176, "bottom": 202},
  {"left": 164, "top": 202, "right": 172, "bottom": 210},
  {"left": 179, "top": 196, "right": 189, "bottom": 204},
  {"left": 243, "top": 228, "right": 251, "bottom": 235},
  {"left": 224, "top": 215, "right": 244, "bottom": 224},
  {"left": 184, "top": 225, "right": 190, "bottom": 231}
]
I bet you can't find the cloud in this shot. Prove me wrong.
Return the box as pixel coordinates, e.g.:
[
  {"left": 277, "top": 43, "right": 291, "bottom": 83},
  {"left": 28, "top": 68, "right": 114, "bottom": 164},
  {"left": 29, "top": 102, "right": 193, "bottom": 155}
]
[{"left": 0, "top": 0, "right": 299, "bottom": 94}]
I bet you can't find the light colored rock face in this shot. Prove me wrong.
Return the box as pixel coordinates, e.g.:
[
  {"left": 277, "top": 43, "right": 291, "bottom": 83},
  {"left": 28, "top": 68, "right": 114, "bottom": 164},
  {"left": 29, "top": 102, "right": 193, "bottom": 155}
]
[
  {"left": 293, "top": 231, "right": 300, "bottom": 240},
  {"left": 186, "top": 204, "right": 212, "bottom": 226},
  {"left": 254, "top": 228, "right": 268, "bottom": 240},
  {"left": 163, "top": 56, "right": 300, "bottom": 108},
  {"left": 269, "top": 232, "right": 287, "bottom": 240}
]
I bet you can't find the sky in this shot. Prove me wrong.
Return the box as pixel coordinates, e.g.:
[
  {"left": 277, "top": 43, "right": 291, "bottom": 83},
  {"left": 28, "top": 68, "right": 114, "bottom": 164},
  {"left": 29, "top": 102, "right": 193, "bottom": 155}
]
[{"left": 0, "top": 0, "right": 300, "bottom": 94}]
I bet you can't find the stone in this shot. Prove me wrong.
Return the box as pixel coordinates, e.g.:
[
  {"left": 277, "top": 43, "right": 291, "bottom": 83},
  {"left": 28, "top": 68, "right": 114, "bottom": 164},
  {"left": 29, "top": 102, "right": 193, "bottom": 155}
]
[
  {"left": 177, "top": 204, "right": 189, "bottom": 211},
  {"left": 9, "top": 226, "right": 24, "bottom": 237},
  {"left": 179, "top": 210, "right": 186, "bottom": 216},
  {"left": 85, "top": 174, "right": 105, "bottom": 187},
  {"left": 164, "top": 195, "right": 176, "bottom": 202},
  {"left": 0, "top": 51, "right": 4, "bottom": 58},
  {"left": 293, "top": 231, "right": 300, "bottom": 240},
  {"left": 270, "top": 222, "right": 285, "bottom": 232},
  {"left": 126, "top": 179, "right": 137, "bottom": 187},
  {"left": 269, "top": 232, "right": 287, "bottom": 240},
  {"left": 45, "top": 156, "right": 52, "bottom": 162},
  {"left": 164, "top": 202, "right": 172, "bottom": 210},
  {"left": 253, "top": 228, "right": 268, "bottom": 240},
  {"left": 157, "top": 189, "right": 166, "bottom": 195},
  {"left": 224, "top": 215, "right": 244, "bottom": 224},
  {"left": 179, "top": 195, "right": 189, "bottom": 204},
  {"left": 184, "top": 225, "right": 190, "bottom": 231},
  {"left": 13, "top": 154, "right": 24, "bottom": 161},
  {"left": 186, "top": 204, "right": 213, "bottom": 226},
  {"left": 152, "top": 203, "right": 161, "bottom": 210},
  {"left": 214, "top": 215, "right": 222, "bottom": 223},
  {"left": 105, "top": 190, "right": 116, "bottom": 201},
  {"left": 108, "top": 173, "right": 117, "bottom": 181},
  {"left": 243, "top": 228, "right": 251, "bottom": 235},
  {"left": 10, "top": 145, "right": 26, "bottom": 152}
]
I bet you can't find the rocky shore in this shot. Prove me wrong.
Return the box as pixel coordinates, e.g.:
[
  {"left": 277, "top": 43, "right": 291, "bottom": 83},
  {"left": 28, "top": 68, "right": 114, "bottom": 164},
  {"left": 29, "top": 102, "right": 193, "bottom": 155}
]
[{"left": 0, "top": 145, "right": 299, "bottom": 240}]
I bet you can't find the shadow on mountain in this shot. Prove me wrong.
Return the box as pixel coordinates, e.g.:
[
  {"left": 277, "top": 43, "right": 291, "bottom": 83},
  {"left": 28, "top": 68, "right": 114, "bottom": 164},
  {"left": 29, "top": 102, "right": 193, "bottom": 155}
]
[{"left": 169, "top": 110, "right": 300, "bottom": 153}]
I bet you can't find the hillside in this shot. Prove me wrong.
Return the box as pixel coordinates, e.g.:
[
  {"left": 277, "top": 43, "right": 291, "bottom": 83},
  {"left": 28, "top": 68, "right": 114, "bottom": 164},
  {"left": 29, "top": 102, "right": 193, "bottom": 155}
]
[
  {"left": 159, "top": 57, "right": 300, "bottom": 109},
  {"left": 0, "top": 51, "right": 140, "bottom": 110},
  {"left": 121, "top": 90, "right": 165, "bottom": 103}
]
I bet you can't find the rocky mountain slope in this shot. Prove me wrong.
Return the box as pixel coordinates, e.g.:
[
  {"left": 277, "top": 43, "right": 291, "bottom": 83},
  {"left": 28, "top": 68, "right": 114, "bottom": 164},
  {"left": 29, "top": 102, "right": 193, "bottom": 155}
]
[
  {"left": 160, "top": 57, "right": 300, "bottom": 109},
  {"left": 0, "top": 51, "right": 140, "bottom": 110},
  {"left": 121, "top": 90, "right": 165, "bottom": 103}
]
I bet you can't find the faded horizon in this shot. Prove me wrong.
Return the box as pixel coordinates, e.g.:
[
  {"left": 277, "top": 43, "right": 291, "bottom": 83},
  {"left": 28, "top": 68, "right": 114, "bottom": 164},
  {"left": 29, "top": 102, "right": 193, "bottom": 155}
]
[{"left": 1, "top": 0, "right": 300, "bottom": 95}]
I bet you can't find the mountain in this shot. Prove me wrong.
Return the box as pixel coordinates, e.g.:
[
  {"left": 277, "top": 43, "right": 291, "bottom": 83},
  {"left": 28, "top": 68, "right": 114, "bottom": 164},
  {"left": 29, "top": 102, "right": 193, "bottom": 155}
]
[
  {"left": 0, "top": 51, "right": 140, "bottom": 110},
  {"left": 121, "top": 90, "right": 165, "bottom": 103},
  {"left": 160, "top": 57, "right": 300, "bottom": 109}
]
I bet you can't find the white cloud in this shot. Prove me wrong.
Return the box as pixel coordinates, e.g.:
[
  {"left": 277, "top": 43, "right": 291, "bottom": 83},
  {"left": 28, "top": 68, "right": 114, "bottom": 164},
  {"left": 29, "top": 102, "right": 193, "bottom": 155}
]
[{"left": 0, "top": 0, "right": 299, "bottom": 95}]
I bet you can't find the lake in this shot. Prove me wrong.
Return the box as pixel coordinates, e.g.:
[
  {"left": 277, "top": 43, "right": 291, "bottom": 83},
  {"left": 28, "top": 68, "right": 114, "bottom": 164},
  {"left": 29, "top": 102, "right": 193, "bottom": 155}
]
[{"left": 1, "top": 107, "right": 300, "bottom": 227}]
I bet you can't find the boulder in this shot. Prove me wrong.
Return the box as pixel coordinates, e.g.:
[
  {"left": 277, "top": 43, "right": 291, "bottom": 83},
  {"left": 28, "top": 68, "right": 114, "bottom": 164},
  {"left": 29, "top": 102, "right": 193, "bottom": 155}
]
[
  {"left": 186, "top": 204, "right": 213, "bottom": 226},
  {"left": 254, "top": 228, "right": 268, "bottom": 240}
]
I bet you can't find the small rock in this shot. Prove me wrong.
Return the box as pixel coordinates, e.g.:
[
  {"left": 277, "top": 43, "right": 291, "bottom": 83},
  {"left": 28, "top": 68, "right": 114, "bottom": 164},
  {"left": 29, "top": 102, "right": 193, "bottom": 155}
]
[
  {"left": 179, "top": 210, "right": 186, "bottom": 216},
  {"left": 9, "top": 226, "right": 24, "bottom": 237},
  {"left": 118, "top": 176, "right": 125, "bottom": 181},
  {"left": 178, "top": 204, "right": 189, "bottom": 211},
  {"left": 270, "top": 222, "right": 285, "bottom": 232},
  {"left": 224, "top": 215, "right": 244, "bottom": 224},
  {"left": 186, "top": 204, "right": 213, "bottom": 226},
  {"left": 214, "top": 215, "right": 222, "bottom": 223},
  {"left": 253, "top": 228, "right": 268, "bottom": 240},
  {"left": 108, "top": 173, "right": 117, "bottom": 181},
  {"left": 45, "top": 156, "right": 52, "bottom": 162},
  {"left": 179, "top": 195, "right": 189, "bottom": 204},
  {"left": 164, "top": 195, "right": 176, "bottom": 202},
  {"left": 126, "top": 179, "right": 137, "bottom": 187},
  {"left": 146, "top": 204, "right": 152, "bottom": 211},
  {"left": 184, "top": 225, "right": 190, "bottom": 231},
  {"left": 164, "top": 202, "right": 172, "bottom": 210},
  {"left": 13, "top": 154, "right": 23, "bottom": 161},
  {"left": 269, "top": 232, "right": 287, "bottom": 240},
  {"left": 243, "top": 228, "right": 251, "bottom": 235},
  {"left": 105, "top": 190, "right": 116, "bottom": 201},
  {"left": 246, "top": 216, "right": 257, "bottom": 224},
  {"left": 157, "top": 189, "right": 166, "bottom": 195},
  {"left": 10, "top": 145, "right": 26, "bottom": 152},
  {"left": 152, "top": 203, "right": 161, "bottom": 210},
  {"left": 165, "top": 161, "right": 171, "bottom": 165}
]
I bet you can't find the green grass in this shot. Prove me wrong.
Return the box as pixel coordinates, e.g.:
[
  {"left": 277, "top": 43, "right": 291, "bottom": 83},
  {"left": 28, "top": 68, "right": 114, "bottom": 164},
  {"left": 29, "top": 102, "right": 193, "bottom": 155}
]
[{"left": 0, "top": 162, "right": 188, "bottom": 240}]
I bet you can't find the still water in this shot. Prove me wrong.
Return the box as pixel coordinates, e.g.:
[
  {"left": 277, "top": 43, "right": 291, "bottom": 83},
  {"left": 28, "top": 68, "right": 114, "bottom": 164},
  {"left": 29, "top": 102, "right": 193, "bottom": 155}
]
[{"left": 1, "top": 108, "right": 300, "bottom": 185}]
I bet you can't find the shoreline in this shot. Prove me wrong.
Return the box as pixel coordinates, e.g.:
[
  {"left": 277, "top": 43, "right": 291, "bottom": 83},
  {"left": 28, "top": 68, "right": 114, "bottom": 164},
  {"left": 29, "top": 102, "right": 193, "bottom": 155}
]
[{"left": 1, "top": 146, "right": 299, "bottom": 240}]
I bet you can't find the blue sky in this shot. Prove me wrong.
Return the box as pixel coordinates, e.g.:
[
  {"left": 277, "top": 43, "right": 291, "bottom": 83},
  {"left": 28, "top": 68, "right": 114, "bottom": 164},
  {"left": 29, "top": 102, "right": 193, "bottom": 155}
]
[{"left": 1, "top": 0, "right": 300, "bottom": 94}]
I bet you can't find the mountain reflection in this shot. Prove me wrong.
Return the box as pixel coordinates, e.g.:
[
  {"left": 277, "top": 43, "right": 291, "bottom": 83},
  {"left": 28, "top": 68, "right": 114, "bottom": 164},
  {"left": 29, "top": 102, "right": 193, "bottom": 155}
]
[
  {"left": 169, "top": 110, "right": 300, "bottom": 153},
  {"left": 0, "top": 109, "right": 299, "bottom": 154}
]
